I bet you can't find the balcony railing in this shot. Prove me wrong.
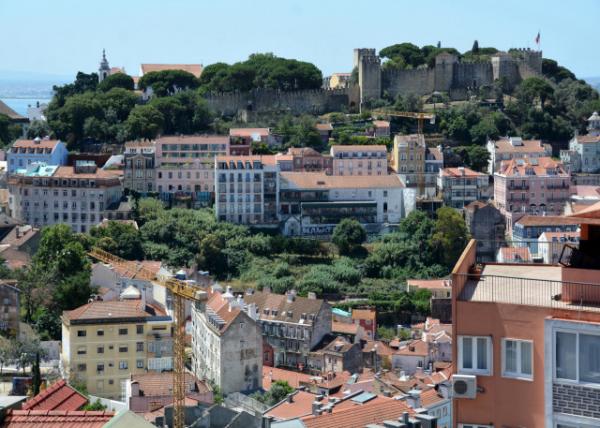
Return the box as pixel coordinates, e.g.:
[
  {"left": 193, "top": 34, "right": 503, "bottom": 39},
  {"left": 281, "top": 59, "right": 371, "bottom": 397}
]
[{"left": 473, "top": 239, "right": 580, "bottom": 265}]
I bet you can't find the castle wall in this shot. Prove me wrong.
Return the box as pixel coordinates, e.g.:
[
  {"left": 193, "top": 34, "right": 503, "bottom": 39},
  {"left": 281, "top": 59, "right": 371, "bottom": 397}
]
[
  {"left": 204, "top": 88, "right": 350, "bottom": 116},
  {"left": 382, "top": 68, "right": 435, "bottom": 98},
  {"left": 452, "top": 62, "right": 494, "bottom": 89}
]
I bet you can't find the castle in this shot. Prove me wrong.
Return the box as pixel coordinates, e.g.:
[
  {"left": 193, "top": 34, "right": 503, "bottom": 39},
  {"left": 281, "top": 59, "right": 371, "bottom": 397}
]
[{"left": 355, "top": 47, "right": 542, "bottom": 105}]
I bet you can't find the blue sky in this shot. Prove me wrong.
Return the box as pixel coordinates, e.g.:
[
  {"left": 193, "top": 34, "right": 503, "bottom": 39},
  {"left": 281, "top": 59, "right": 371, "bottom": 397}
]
[{"left": 1, "top": 0, "right": 599, "bottom": 80}]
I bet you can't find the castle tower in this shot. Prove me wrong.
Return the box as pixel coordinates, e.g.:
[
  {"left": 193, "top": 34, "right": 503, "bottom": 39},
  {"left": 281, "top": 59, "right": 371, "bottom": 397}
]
[
  {"left": 356, "top": 48, "right": 381, "bottom": 108},
  {"left": 98, "top": 49, "right": 110, "bottom": 82},
  {"left": 434, "top": 52, "right": 458, "bottom": 92}
]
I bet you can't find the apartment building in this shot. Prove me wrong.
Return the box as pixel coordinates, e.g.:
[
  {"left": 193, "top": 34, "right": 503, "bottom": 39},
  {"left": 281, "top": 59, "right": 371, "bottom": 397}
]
[
  {"left": 8, "top": 161, "right": 124, "bottom": 233},
  {"left": 486, "top": 136, "right": 551, "bottom": 173},
  {"left": 7, "top": 137, "right": 68, "bottom": 174},
  {"left": 229, "top": 128, "right": 275, "bottom": 155},
  {"left": 437, "top": 167, "right": 490, "bottom": 209},
  {"left": 392, "top": 134, "right": 443, "bottom": 197},
  {"left": 155, "top": 135, "right": 229, "bottom": 206},
  {"left": 287, "top": 147, "right": 333, "bottom": 173},
  {"left": 494, "top": 157, "right": 571, "bottom": 230},
  {"left": 538, "top": 230, "right": 580, "bottom": 264},
  {"left": 330, "top": 145, "right": 388, "bottom": 176},
  {"left": 61, "top": 288, "right": 173, "bottom": 400},
  {"left": 0, "top": 280, "right": 20, "bottom": 338},
  {"left": 191, "top": 286, "right": 262, "bottom": 394},
  {"left": 451, "top": 203, "right": 600, "bottom": 427},
  {"left": 279, "top": 172, "right": 415, "bottom": 236},
  {"left": 123, "top": 141, "right": 155, "bottom": 194},
  {"left": 214, "top": 155, "right": 279, "bottom": 225},
  {"left": 560, "top": 111, "right": 600, "bottom": 173},
  {"left": 243, "top": 290, "right": 332, "bottom": 369}
]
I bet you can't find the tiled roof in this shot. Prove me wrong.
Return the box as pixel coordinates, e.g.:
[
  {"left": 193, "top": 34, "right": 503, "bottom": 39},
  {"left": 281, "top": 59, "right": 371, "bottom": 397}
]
[
  {"left": 12, "top": 139, "right": 60, "bottom": 150},
  {"left": 281, "top": 172, "right": 403, "bottom": 190},
  {"left": 300, "top": 398, "right": 414, "bottom": 428},
  {"left": 427, "top": 147, "right": 443, "bottom": 161},
  {"left": 372, "top": 120, "right": 390, "bottom": 128},
  {"left": 21, "top": 380, "right": 87, "bottom": 411},
  {"left": 229, "top": 128, "right": 270, "bottom": 137},
  {"left": 124, "top": 140, "right": 156, "bottom": 148},
  {"left": 498, "top": 246, "right": 531, "bottom": 261},
  {"left": 498, "top": 157, "right": 568, "bottom": 177},
  {"left": 315, "top": 123, "right": 333, "bottom": 132},
  {"left": 419, "top": 388, "right": 446, "bottom": 407},
  {"left": 105, "top": 260, "right": 162, "bottom": 280},
  {"left": 492, "top": 137, "right": 546, "bottom": 153},
  {"left": 244, "top": 291, "right": 326, "bottom": 325},
  {"left": 215, "top": 155, "right": 280, "bottom": 166},
  {"left": 395, "top": 340, "right": 428, "bottom": 357},
  {"left": 515, "top": 215, "right": 583, "bottom": 227},
  {"left": 287, "top": 147, "right": 324, "bottom": 157},
  {"left": 332, "top": 321, "right": 359, "bottom": 335},
  {"left": 352, "top": 309, "right": 376, "bottom": 321},
  {"left": 0, "top": 410, "right": 114, "bottom": 428},
  {"left": 205, "top": 291, "right": 243, "bottom": 334},
  {"left": 330, "top": 145, "right": 387, "bottom": 153},
  {"left": 569, "top": 200, "right": 600, "bottom": 219},
  {"left": 130, "top": 372, "right": 209, "bottom": 398},
  {"left": 53, "top": 166, "right": 122, "bottom": 180},
  {"left": 140, "top": 64, "right": 203, "bottom": 78},
  {"left": 464, "top": 200, "right": 490, "bottom": 211},
  {"left": 263, "top": 367, "right": 314, "bottom": 389},
  {"left": 406, "top": 279, "right": 451, "bottom": 290},
  {"left": 440, "top": 167, "right": 486, "bottom": 177},
  {"left": 156, "top": 135, "right": 229, "bottom": 146},
  {"left": 574, "top": 134, "right": 600, "bottom": 144},
  {"left": 63, "top": 299, "right": 167, "bottom": 323},
  {"left": 363, "top": 340, "right": 393, "bottom": 357},
  {"left": 320, "top": 336, "right": 354, "bottom": 354}
]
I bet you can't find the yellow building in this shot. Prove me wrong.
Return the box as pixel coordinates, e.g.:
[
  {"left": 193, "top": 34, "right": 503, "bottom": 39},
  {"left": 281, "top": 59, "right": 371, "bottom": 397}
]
[
  {"left": 391, "top": 134, "right": 426, "bottom": 175},
  {"left": 61, "top": 288, "right": 173, "bottom": 400}
]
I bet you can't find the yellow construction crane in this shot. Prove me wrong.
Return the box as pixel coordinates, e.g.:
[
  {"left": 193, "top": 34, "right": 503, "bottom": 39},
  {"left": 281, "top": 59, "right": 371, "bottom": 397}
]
[
  {"left": 371, "top": 110, "right": 435, "bottom": 135},
  {"left": 89, "top": 247, "right": 207, "bottom": 428}
]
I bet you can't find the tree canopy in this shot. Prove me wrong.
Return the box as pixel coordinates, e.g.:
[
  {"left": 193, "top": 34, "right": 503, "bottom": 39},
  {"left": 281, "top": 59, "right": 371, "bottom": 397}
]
[
  {"left": 138, "top": 70, "right": 200, "bottom": 97},
  {"left": 98, "top": 73, "right": 135, "bottom": 92}
]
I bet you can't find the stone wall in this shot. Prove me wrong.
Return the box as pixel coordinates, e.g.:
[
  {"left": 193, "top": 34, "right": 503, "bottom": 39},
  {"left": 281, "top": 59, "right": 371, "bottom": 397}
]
[
  {"left": 382, "top": 68, "right": 435, "bottom": 98},
  {"left": 204, "top": 88, "right": 350, "bottom": 116},
  {"left": 452, "top": 62, "right": 494, "bottom": 89}
]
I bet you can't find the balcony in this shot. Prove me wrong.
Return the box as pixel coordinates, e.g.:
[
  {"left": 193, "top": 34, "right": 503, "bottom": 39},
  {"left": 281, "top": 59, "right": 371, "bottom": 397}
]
[{"left": 508, "top": 183, "right": 530, "bottom": 190}]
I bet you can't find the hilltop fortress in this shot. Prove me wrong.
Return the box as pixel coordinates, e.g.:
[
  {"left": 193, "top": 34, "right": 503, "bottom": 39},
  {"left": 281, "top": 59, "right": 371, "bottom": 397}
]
[{"left": 203, "top": 47, "right": 542, "bottom": 117}]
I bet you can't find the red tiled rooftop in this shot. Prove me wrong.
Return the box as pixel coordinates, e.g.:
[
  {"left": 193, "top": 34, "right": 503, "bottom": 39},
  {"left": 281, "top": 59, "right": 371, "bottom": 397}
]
[
  {"left": 352, "top": 309, "right": 376, "bottom": 321},
  {"left": 515, "top": 215, "right": 584, "bottom": 227},
  {"left": 406, "top": 279, "right": 451, "bottom": 290},
  {"left": 419, "top": 388, "right": 446, "bottom": 407},
  {"left": 440, "top": 167, "right": 486, "bottom": 178},
  {"left": 64, "top": 299, "right": 167, "bottom": 322},
  {"left": 1, "top": 410, "right": 114, "bottom": 428},
  {"left": 395, "top": 340, "right": 429, "bottom": 357},
  {"left": 12, "top": 139, "right": 61, "bottom": 150},
  {"left": 21, "top": 380, "right": 87, "bottom": 411},
  {"left": 332, "top": 321, "right": 360, "bottom": 335},
  {"left": 492, "top": 137, "right": 546, "bottom": 153}
]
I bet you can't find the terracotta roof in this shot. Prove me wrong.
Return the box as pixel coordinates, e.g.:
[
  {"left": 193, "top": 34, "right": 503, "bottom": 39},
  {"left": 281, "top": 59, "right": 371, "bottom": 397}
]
[
  {"left": 330, "top": 145, "right": 387, "bottom": 153},
  {"left": 498, "top": 247, "right": 531, "bottom": 261},
  {"left": 263, "top": 367, "right": 313, "bottom": 389},
  {"left": 572, "top": 185, "right": 600, "bottom": 199},
  {"left": 204, "top": 291, "right": 243, "bottom": 334},
  {"left": 52, "top": 166, "right": 122, "bottom": 180},
  {"left": 569, "top": 200, "right": 600, "bottom": 219},
  {"left": 574, "top": 134, "right": 600, "bottom": 144},
  {"left": 320, "top": 336, "right": 354, "bottom": 354},
  {"left": 130, "top": 372, "right": 209, "bottom": 398},
  {"left": 492, "top": 137, "right": 546, "bottom": 153},
  {"left": 406, "top": 279, "right": 451, "bottom": 290},
  {"left": 156, "top": 135, "right": 229, "bottom": 146},
  {"left": 498, "top": 157, "right": 568, "bottom": 177},
  {"left": 419, "top": 388, "right": 446, "bottom": 407},
  {"left": 363, "top": 340, "right": 393, "bottom": 357},
  {"left": 0, "top": 100, "right": 26, "bottom": 121},
  {"left": 372, "top": 120, "right": 390, "bottom": 128},
  {"left": 244, "top": 291, "right": 326, "bottom": 325},
  {"left": 414, "top": 367, "right": 452, "bottom": 386},
  {"left": 332, "top": 321, "right": 360, "bottom": 335},
  {"left": 1, "top": 410, "right": 114, "bottom": 428},
  {"left": 427, "top": 147, "right": 443, "bottom": 161},
  {"left": 440, "top": 167, "right": 486, "bottom": 178},
  {"left": 12, "top": 139, "right": 61, "bottom": 150},
  {"left": 22, "top": 380, "right": 87, "bottom": 411},
  {"left": 300, "top": 398, "right": 414, "bottom": 428},
  {"left": 63, "top": 299, "right": 167, "bottom": 323},
  {"left": 315, "top": 123, "right": 333, "bottom": 132},
  {"left": 105, "top": 260, "right": 162, "bottom": 280},
  {"left": 352, "top": 309, "right": 376, "bottom": 321},
  {"left": 464, "top": 200, "right": 490, "bottom": 211},
  {"left": 515, "top": 215, "right": 582, "bottom": 227},
  {"left": 140, "top": 64, "right": 203, "bottom": 78},
  {"left": 376, "top": 371, "right": 427, "bottom": 393},
  {"left": 281, "top": 172, "right": 403, "bottom": 190},
  {"left": 395, "top": 340, "right": 428, "bottom": 357},
  {"left": 229, "top": 128, "right": 270, "bottom": 137},
  {"left": 124, "top": 140, "right": 155, "bottom": 148},
  {"left": 539, "top": 231, "right": 580, "bottom": 241}
]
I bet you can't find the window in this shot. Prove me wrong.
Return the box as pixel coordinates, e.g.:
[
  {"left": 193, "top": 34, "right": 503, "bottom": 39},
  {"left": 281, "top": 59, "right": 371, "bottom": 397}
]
[
  {"left": 77, "top": 346, "right": 87, "bottom": 355},
  {"left": 136, "top": 342, "right": 144, "bottom": 352},
  {"left": 97, "top": 329, "right": 104, "bottom": 336},
  {"left": 119, "top": 361, "right": 128, "bottom": 370},
  {"left": 136, "top": 325, "right": 144, "bottom": 334},
  {"left": 458, "top": 336, "right": 492, "bottom": 375},
  {"left": 502, "top": 339, "right": 533, "bottom": 379},
  {"left": 118, "top": 328, "right": 128, "bottom": 335},
  {"left": 556, "top": 331, "right": 600, "bottom": 384},
  {"left": 96, "top": 363, "right": 104, "bottom": 373},
  {"left": 119, "top": 346, "right": 128, "bottom": 353},
  {"left": 77, "top": 330, "right": 86, "bottom": 337},
  {"left": 136, "top": 360, "right": 144, "bottom": 369},
  {"left": 97, "top": 346, "right": 104, "bottom": 354},
  {"left": 77, "top": 364, "right": 87, "bottom": 372}
]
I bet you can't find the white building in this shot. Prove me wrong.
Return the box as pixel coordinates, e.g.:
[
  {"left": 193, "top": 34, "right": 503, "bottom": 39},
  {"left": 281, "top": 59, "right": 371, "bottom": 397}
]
[
  {"left": 486, "top": 136, "right": 551, "bottom": 174},
  {"left": 330, "top": 145, "right": 388, "bottom": 176},
  {"left": 560, "top": 112, "right": 600, "bottom": 173},
  {"left": 538, "top": 231, "right": 580, "bottom": 264},
  {"left": 191, "top": 285, "right": 262, "bottom": 394},
  {"left": 437, "top": 167, "right": 490, "bottom": 209},
  {"left": 8, "top": 161, "right": 124, "bottom": 233},
  {"left": 280, "top": 172, "right": 415, "bottom": 236},
  {"left": 214, "top": 155, "right": 280, "bottom": 225}
]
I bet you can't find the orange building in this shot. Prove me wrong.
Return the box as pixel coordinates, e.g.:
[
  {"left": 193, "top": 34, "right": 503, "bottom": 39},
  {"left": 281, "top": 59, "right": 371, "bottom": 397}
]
[{"left": 451, "top": 201, "right": 600, "bottom": 427}]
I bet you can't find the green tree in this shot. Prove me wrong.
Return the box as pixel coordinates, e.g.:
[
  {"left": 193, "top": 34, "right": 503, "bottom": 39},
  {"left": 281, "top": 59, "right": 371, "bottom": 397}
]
[
  {"left": 138, "top": 70, "right": 200, "bottom": 97},
  {"left": 98, "top": 73, "right": 135, "bottom": 92},
  {"left": 82, "top": 399, "right": 107, "bottom": 411},
  {"left": 0, "top": 338, "right": 15, "bottom": 375},
  {"left": 542, "top": 58, "right": 576, "bottom": 83},
  {"left": 125, "top": 105, "right": 164, "bottom": 139},
  {"left": 25, "top": 120, "right": 52, "bottom": 139},
  {"left": 516, "top": 77, "right": 555, "bottom": 106},
  {"left": 377, "top": 326, "right": 396, "bottom": 340},
  {"left": 430, "top": 207, "right": 469, "bottom": 269},
  {"left": 332, "top": 219, "right": 367, "bottom": 256},
  {"left": 472, "top": 40, "right": 480, "bottom": 55},
  {"left": 0, "top": 114, "right": 21, "bottom": 146},
  {"left": 90, "top": 221, "right": 144, "bottom": 260}
]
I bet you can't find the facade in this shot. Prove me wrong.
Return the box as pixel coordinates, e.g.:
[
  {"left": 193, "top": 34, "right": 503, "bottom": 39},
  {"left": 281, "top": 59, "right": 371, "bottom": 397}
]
[
  {"left": 351, "top": 308, "right": 376, "bottom": 340},
  {"left": 328, "top": 73, "right": 352, "bottom": 89},
  {"left": 486, "top": 136, "right": 551, "bottom": 174},
  {"left": 494, "top": 157, "right": 571, "bottom": 230},
  {"left": 538, "top": 231, "right": 580, "bottom": 264},
  {"left": 560, "top": 112, "right": 600, "bottom": 173},
  {"left": 451, "top": 205, "right": 600, "bottom": 427},
  {"left": 330, "top": 145, "right": 388, "bottom": 176},
  {"left": 191, "top": 286, "right": 262, "bottom": 394},
  {"left": 214, "top": 155, "right": 280, "bottom": 225},
  {"left": 8, "top": 162, "right": 124, "bottom": 233},
  {"left": 0, "top": 280, "right": 20, "bottom": 338},
  {"left": 280, "top": 172, "right": 415, "bottom": 236},
  {"left": 437, "top": 167, "right": 490, "bottom": 209},
  {"left": 308, "top": 335, "right": 363, "bottom": 373},
  {"left": 155, "top": 135, "right": 229, "bottom": 206},
  {"left": 371, "top": 120, "right": 391, "bottom": 138},
  {"left": 315, "top": 123, "right": 333, "bottom": 144},
  {"left": 123, "top": 141, "right": 155, "bottom": 194},
  {"left": 243, "top": 290, "right": 332, "bottom": 369},
  {"left": 424, "top": 146, "right": 444, "bottom": 198},
  {"left": 7, "top": 138, "right": 68, "bottom": 174},
  {"left": 61, "top": 291, "right": 173, "bottom": 400},
  {"left": 229, "top": 128, "right": 275, "bottom": 155},
  {"left": 391, "top": 134, "right": 438, "bottom": 197},
  {"left": 464, "top": 201, "right": 506, "bottom": 263},
  {"left": 406, "top": 279, "right": 452, "bottom": 299},
  {"left": 287, "top": 147, "right": 333, "bottom": 174},
  {"left": 392, "top": 340, "right": 430, "bottom": 374}
]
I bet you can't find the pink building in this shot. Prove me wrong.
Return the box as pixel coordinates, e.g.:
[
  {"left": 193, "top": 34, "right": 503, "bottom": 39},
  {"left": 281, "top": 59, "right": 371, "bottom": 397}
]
[
  {"left": 330, "top": 145, "right": 388, "bottom": 176},
  {"left": 486, "top": 136, "right": 551, "bottom": 173},
  {"left": 155, "top": 135, "right": 229, "bottom": 205},
  {"left": 494, "top": 157, "right": 571, "bottom": 230}
]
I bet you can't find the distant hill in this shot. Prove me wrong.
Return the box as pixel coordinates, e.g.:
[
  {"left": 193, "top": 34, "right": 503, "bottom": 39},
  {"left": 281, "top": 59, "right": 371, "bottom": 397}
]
[{"left": 584, "top": 77, "right": 600, "bottom": 91}]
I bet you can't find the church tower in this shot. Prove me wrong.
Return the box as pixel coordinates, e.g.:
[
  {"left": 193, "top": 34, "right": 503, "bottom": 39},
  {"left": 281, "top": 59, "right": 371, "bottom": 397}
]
[
  {"left": 98, "top": 49, "right": 110, "bottom": 82},
  {"left": 587, "top": 111, "right": 600, "bottom": 137}
]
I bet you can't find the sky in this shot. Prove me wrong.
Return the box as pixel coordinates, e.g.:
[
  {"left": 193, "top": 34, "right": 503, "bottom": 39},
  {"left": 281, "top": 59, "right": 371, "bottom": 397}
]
[{"left": 1, "top": 0, "right": 599, "bottom": 81}]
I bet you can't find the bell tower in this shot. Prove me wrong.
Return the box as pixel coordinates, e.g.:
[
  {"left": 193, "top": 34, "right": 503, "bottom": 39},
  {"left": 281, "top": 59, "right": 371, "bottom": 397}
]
[{"left": 98, "top": 49, "right": 110, "bottom": 82}]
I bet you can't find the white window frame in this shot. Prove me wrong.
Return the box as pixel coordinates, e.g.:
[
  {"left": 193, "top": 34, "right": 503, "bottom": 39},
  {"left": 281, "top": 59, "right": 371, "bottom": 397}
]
[
  {"left": 554, "top": 329, "right": 600, "bottom": 387},
  {"left": 458, "top": 335, "right": 492, "bottom": 376},
  {"left": 501, "top": 338, "right": 533, "bottom": 380}
]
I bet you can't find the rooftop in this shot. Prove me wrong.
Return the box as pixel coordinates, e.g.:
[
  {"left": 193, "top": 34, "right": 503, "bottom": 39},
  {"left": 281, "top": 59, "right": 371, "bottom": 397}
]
[
  {"left": 215, "top": 155, "right": 280, "bottom": 166},
  {"left": 372, "top": 120, "right": 390, "bottom": 128},
  {"left": 21, "top": 380, "right": 87, "bottom": 411},
  {"left": 130, "top": 372, "right": 210, "bottom": 398},
  {"left": 244, "top": 291, "right": 326, "bottom": 325},
  {"left": 229, "top": 128, "right": 271, "bottom": 138},
  {"left": 406, "top": 279, "right": 451, "bottom": 290},
  {"left": 395, "top": 339, "right": 428, "bottom": 357},
  {"left": 63, "top": 299, "right": 168, "bottom": 323},
  {"left": 352, "top": 309, "right": 376, "bottom": 321},
  {"left": 492, "top": 136, "right": 546, "bottom": 153},
  {"left": 281, "top": 172, "right": 403, "bottom": 190},
  {"left": 156, "top": 135, "right": 229, "bottom": 145},
  {"left": 330, "top": 145, "right": 387, "bottom": 153},
  {"left": 515, "top": 215, "right": 585, "bottom": 227},
  {"left": 332, "top": 321, "right": 360, "bottom": 335},
  {"left": 0, "top": 410, "right": 114, "bottom": 428},
  {"left": 498, "top": 156, "right": 568, "bottom": 177},
  {"left": 0, "top": 100, "right": 26, "bottom": 121},
  {"left": 440, "top": 167, "right": 486, "bottom": 178},
  {"left": 140, "top": 64, "right": 203, "bottom": 78},
  {"left": 315, "top": 123, "right": 333, "bottom": 132},
  {"left": 12, "top": 138, "right": 61, "bottom": 150}
]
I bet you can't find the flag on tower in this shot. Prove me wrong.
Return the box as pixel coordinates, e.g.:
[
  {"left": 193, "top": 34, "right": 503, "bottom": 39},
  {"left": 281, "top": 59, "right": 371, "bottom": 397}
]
[{"left": 535, "top": 31, "right": 541, "bottom": 45}]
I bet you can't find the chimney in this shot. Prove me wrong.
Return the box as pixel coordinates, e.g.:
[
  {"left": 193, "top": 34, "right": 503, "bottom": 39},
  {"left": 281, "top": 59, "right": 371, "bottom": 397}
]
[
  {"left": 287, "top": 394, "right": 294, "bottom": 403},
  {"left": 287, "top": 290, "right": 296, "bottom": 302},
  {"left": 312, "top": 401, "right": 322, "bottom": 415},
  {"left": 262, "top": 415, "right": 274, "bottom": 428},
  {"left": 407, "top": 389, "right": 422, "bottom": 409}
]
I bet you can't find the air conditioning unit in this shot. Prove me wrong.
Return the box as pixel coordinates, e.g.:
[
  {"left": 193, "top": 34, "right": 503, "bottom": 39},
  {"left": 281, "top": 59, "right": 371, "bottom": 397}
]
[{"left": 452, "top": 374, "right": 477, "bottom": 399}]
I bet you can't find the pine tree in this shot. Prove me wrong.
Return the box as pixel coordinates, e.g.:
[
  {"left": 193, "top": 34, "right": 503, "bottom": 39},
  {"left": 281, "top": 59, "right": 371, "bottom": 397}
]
[{"left": 472, "top": 40, "right": 480, "bottom": 54}]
